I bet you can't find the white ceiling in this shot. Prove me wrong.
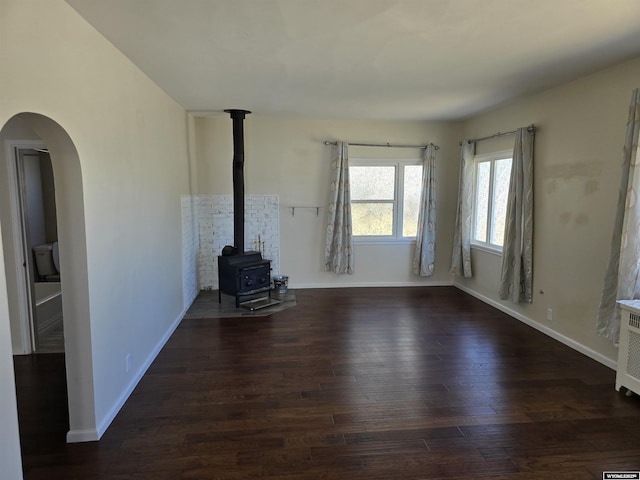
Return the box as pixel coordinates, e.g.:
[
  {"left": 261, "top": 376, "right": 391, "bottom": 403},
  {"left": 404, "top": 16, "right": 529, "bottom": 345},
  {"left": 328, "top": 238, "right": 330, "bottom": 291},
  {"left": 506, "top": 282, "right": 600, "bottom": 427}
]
[{"left": 65, "top": 0, "right": 640, "bottom": 121}]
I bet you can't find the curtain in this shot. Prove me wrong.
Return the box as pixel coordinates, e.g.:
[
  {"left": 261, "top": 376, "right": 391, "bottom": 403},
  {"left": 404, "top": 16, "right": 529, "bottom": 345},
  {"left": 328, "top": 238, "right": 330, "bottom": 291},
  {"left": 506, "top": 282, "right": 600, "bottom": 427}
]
[
  {"left": 325, "top": 141, "right": 354, "bottom": 274},
  {"left": 450, "top": 142, "right": 475, "bottom": 278},
  {"left": 597, "top": 88, "right": 640, "bottom": 344},
  {"left": 412, "top": 144, "right": 437, "bottom": 276},
  {"left": 498, "top": 127, "right": 535, "bottom": 303}
]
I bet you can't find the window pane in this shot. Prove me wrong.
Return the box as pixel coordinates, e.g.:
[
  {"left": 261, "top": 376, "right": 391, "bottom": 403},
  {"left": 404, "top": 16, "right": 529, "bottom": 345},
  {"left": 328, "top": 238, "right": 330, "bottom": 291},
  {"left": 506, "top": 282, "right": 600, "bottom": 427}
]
[
  {"left": 474, "top": 161, "right": 490, "bottom": 242},
  {"left": 490, "top": 158, "right": 512, "bottom": 246},
  {"left": 352, "top": 202, "right": 393, "bottom": 235},
  {"left": 403, "top": 165, "right": 423, "bottom": 237},
  {"left": 350, "top": 166, "right": 395, "bottom": 200}
]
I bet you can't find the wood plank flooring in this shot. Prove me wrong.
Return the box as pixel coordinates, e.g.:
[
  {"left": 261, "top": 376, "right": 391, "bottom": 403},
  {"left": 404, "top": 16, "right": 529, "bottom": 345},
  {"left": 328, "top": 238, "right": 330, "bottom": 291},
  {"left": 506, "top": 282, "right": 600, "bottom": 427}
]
[{"left": 14, "top": 286, "right": 640, "bottom": 479}]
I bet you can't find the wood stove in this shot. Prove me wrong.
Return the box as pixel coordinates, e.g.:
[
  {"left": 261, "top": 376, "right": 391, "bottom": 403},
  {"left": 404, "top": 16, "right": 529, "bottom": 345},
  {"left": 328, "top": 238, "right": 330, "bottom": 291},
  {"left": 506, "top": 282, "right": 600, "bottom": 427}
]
[
  {"left": 217, "top": 109, "right": 272, "bottom": 307},
  {"left": 218, "top": 252, "right": 271, "bottom": 307}
]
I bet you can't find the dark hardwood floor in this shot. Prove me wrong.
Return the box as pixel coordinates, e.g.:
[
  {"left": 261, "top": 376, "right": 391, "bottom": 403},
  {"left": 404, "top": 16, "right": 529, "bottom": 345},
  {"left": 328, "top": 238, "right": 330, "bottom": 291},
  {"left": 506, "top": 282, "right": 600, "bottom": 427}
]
[{"left": 13, "top": 286, "right": 640, "bottom": 479}]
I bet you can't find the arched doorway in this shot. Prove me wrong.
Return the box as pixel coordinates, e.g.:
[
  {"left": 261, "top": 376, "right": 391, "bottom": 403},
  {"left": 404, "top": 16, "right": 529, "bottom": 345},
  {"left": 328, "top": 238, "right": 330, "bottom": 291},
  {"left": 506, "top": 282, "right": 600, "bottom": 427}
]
[{"left": 1, "top": 113, "right": 97, "bottom": 444}]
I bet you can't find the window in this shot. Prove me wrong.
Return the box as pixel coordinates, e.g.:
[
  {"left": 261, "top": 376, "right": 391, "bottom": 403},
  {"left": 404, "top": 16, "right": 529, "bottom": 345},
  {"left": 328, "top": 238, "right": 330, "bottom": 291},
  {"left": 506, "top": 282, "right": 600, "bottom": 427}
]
[
  {"left": 472, "top": 150, "right": 512, "bottom": 251},
  {"left": 349, "top": 158, "right": 423, "bottom": 243}
]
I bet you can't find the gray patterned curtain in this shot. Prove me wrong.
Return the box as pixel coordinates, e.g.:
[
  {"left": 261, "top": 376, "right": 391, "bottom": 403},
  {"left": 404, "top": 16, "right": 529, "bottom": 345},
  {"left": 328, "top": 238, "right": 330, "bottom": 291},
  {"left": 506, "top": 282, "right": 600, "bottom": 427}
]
[
  {"left": 412, "top": 144, "right": 437, "bottom": 276},
  {"left": 450, "top": 142, "right": 475, "bottom": 278},
  {"left": 597, "top": 88, "right": 640, "bottom": 344},
  {"left": 498, "top": 127, "right": 535, "bottom": 303},
  {"left": 325, "top": 141, "right": 354, "bottom": 274}
]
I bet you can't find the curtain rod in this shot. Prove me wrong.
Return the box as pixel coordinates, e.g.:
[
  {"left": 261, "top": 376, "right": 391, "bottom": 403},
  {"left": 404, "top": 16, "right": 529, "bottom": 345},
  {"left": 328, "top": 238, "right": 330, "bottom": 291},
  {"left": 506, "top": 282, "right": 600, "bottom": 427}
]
[
  {"left": 461, "top": 124, "right": 536, "bottom": 145},
  {"left": 323, "top": 141, "right": 439, "bottom": 150}
]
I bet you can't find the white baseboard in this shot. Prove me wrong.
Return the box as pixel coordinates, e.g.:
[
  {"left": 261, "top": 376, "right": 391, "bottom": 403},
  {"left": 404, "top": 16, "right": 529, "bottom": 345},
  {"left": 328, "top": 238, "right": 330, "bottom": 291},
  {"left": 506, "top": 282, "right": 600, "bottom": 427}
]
[
  {"left": 66, "top": 428, "right": 100, "bottom": 443},
  {"left": 291, "top": 280, "right": 455, "bottom": 289},
  {"left": 454, "top": 282, "right": 617, "bottom": 371},
  {"left": 73, "top": 307, "right": 187, "bottom": 443}
]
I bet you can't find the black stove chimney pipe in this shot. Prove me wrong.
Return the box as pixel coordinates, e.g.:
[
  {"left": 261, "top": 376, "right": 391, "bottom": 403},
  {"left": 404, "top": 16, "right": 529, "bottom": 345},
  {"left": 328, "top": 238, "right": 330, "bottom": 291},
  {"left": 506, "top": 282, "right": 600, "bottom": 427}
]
[{"left": 224, "top": 109, "right": 251, "bottom": 255}]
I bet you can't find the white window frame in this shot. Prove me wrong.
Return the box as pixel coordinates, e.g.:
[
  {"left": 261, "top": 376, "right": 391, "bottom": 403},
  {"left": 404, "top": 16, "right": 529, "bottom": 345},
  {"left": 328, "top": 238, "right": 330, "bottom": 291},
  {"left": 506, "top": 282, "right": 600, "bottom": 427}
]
[
  {"left": 349, "top": 157, "right": 422, "bottom": 245},
  {"left": 471, "top": 149, "right": 512, "bottom": 254}
]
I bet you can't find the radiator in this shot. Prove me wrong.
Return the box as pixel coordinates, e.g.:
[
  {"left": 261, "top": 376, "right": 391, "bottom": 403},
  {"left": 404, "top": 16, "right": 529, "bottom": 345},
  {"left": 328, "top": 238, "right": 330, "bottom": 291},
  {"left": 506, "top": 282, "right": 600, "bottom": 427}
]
[{"left": 616, "top": 300, "right": 640, "bottom": 396}]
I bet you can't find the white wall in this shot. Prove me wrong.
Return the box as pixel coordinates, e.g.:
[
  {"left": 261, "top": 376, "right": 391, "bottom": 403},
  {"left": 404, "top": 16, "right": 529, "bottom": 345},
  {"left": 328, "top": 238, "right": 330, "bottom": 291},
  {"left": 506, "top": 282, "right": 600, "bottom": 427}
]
[
  {"left": 457, "top": 55, "right": 640, "bottom": 367},
  {"left": 195, "top": 115, "right": 461, "bottom": 287},
  {"left": 1, "top": 2, "right": 192, "bottom": 471},
  {"left": 0, "top": 221, "right": 23, "bottom": 478}
]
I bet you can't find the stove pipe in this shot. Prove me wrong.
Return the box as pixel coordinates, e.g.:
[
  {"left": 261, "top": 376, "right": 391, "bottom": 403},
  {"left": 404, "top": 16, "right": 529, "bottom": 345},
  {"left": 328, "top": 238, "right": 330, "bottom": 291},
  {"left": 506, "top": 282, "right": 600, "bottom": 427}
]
[{"left": 224, "top": 108, "right": 251, "bottom": 255}]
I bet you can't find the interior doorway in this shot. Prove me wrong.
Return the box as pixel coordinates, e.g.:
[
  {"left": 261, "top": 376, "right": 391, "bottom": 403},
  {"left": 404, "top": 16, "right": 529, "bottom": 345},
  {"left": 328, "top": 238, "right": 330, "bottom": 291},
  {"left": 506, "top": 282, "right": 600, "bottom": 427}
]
[
  {"left": 2, "top": 112, "right": 97, "bottom": 445},
  {"left": 12, "top": 145, "right": 64, "bottom": 354}
]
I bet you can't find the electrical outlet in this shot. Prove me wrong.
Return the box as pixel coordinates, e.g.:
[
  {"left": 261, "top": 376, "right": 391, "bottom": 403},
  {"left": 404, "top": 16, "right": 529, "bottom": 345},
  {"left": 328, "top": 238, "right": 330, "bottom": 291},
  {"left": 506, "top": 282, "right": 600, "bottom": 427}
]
[
  {"left": 547, "top": 307, "right": 553, "bottom": 321},
  {"left": 126, "top": 353, "right": 132, "bottom": 373}
]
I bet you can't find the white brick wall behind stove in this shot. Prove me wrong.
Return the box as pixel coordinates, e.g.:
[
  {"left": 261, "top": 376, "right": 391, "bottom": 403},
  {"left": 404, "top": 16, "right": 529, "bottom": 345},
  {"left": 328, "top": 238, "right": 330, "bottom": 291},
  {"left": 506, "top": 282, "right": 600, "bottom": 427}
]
[
  {"left": 181, "top": 195, "right": 199, "bottom": 309},
  {"left": 194, "top": 195, "right": 280, "bottom": 290}
]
